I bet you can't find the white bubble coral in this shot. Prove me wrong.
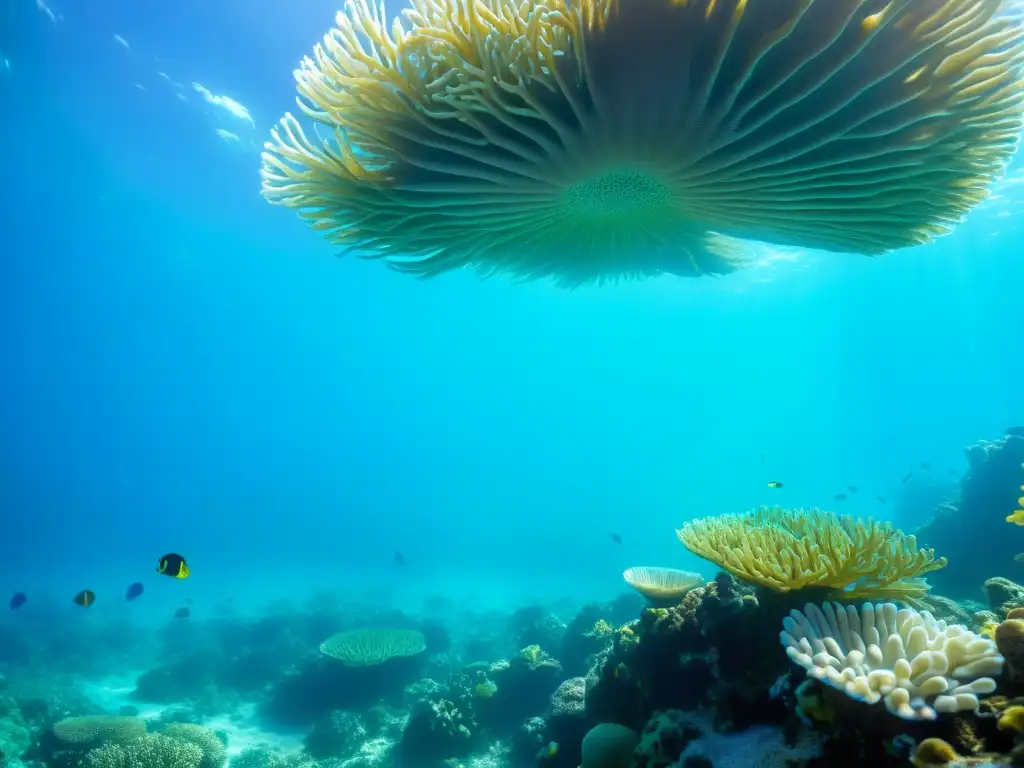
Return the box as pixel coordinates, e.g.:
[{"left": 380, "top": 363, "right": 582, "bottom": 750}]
[{"left": 780, "top": 602, "right": 1003, "bottom": 722}]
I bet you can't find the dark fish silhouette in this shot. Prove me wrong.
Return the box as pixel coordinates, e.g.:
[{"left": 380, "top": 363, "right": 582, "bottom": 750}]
[
  {"left": 767, "top": 481, "right": 783, "bottom": 489},
  {"left": 920, "top": 462, "right": 931, "bottom": 470},
  {"left": 848, "top": 485, "right": 859, "bottom": 493},
  {"left": 877, "top": 496, "right": 886, "bottom": 503},
  {"left": 834, "top": 493, "right": 847, "bottom": 502},
  {"left": 157, "top": 553, "right": 189, "bottom": 579},
  {"left": 394, "top": 551, "right": 406, "bottom": 566},
  {"left": 73, "top": 590, "right": 96, "bottom": 607},
  {"left": 125, "top": 582, "right": 144, "bottom": 601},
  {"left": 611, "top": 533, "right": 623, "bottom": 545},
  {"left": 9, "top": 592, "right": 26, "bottom": 610},
  {"left": 174, "top": 607, "right": 190, "bottom": 619},
  {"left": 902, "top": 471, "right": 913, "bottom": 483}
]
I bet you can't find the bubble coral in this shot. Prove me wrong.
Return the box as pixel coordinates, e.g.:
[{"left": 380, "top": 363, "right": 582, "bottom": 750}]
[
  {"left": 677, "top": 506, "right": 946, "bottom": 603},
  {"left": 622, "top": 567, "right": 705, "bottom": 606},
  {"left": 319, "top": 628, "right": 426, "bottom": 666},
  {"left": 781, "top": 601, "right": 1003, "bottom": 722},
  {"left": 261, "top": 0, "right": 1024, "bottom": 286}
]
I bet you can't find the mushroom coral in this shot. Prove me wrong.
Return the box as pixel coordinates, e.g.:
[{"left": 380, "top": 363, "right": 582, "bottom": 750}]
[{"left": 261, "top": 0, "right": 1024, "bottom": 285}]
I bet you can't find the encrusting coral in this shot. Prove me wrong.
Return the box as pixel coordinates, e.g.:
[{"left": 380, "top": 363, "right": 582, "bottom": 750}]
[
  {"left": 780, "top": 602, "right": 1003, "bottom": 721},
  {"left": 261, "top": 0, "right": 1024, "bottom": 285},
  {"left": 677, "top": 506, "right": 946, "bottom": 603}
]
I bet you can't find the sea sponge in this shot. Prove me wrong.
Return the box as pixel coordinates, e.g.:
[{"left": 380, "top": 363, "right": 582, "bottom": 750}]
[
  {"left": 677, "top": 506, "right": 946, "bottom": 603},
  {"left": 994, "top": 617, "right": 1024, "bottom": 680},
  {"left": 998, "top": 704, "right": 1024, "bottom": 732},
  {"left": 85, "top": 733, "right": 203, "bottom": 768},
  {"left": 319, "top": 628, "right": 426, "bottom": 666},
  {"left": 622, "top": 567, "right": 705, "bottom": 606},
  {"left": 580, "top": 723, "right": 639, "bottom": 768},
  {"left": 261, "top": 0, "right": 1024, "bottom": 285},
  {"left": 163, "top": 723, "right": 226, "bottom": 768},
  {"left": 911, "top": 737, "right": 960, "bottom": 767},
  {"left": 52, "top": 715, "right": 147, "bottom": 745},
  {"left": 780, "top": 602, "right": 1003, "bottom": 721}
]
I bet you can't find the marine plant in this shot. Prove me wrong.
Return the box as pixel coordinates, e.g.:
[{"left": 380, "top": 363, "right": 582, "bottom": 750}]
[
  {"left": 677, "top": 505, "right": 946, "bottom": 603},
  {"left": 260, "top": 0, "right": 1024, "bottom": 285},
  {"left": 780, "top": 601, "right": 1003, "bottom": 721}
]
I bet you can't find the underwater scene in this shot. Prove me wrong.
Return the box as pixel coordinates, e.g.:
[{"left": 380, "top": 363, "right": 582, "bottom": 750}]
[{"left": 5, "top": 0, "right": 1024, "bottom": 767}]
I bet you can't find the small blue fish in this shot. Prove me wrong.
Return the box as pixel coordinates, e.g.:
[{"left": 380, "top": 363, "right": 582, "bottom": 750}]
[
  {"left": 125, "top": 582, "right": 144, "bottom": 601},
  {"left": 174, "top": 607, "right": 190, "bottom": 619},
  {"left": 9, "top": 592, "right": 26, "bottom": 610}
]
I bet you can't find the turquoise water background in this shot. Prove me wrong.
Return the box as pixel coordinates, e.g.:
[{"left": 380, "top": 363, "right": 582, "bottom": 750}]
[{"left": 2, "top": 0, "right": 1023, "bottom": 620}]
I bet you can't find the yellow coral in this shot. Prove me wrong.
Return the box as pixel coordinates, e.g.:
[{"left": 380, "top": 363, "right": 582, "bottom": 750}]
[
  {"left": 998, "top": 705, "right": 1024, "bottom": 732},
  {"left": 1006, "top": 481, "right": 1024, "bottom": 525},
  {"left": 676, "top": 506, "right": 946, "bottom": 603},
  {"left": 912, "top": 737, "right": 960, "bottom": 767}
]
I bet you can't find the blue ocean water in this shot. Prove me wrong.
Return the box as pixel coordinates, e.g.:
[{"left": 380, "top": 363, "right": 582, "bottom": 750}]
[{"left": 2, "top": 1, "right": 1024, "bottom": 766}]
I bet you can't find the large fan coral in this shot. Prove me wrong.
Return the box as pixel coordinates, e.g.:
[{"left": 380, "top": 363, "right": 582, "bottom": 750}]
[
  {"left": 261, "top": 0, "right": 1024, "bottom": 285},
  {"left": 676, "top": 506, "right": 946, "bottom": 603},
  {"left": 780, "top": 601, "right": 1003, "bottom": 721},
  {"left": 319, "top": 628, "right": 427, "bottom": 666}
]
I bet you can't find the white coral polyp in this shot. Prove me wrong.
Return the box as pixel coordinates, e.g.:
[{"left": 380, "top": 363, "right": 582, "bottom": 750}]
[{"left": 780, "top": 602, "right": 1003, "bottom": 721}]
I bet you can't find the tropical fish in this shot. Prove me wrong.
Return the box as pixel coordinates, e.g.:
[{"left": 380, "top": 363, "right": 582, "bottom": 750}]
[
  {"left": 394, "top": 551, "right": 406, "bottom": 566},
  {"left": 902, "top": 472, "right": 913, "bottom": 483},
  {"left": 611, "top": 533, "right": 623, "bottom": 545},
  {"left": 877, "top": 496, "right": 886, "bottom": 504},
  {"left": 848, "top": 485, "right": 859, "bottom": 493},
  {"left": 174, "top": 607, "right": 190, "bottom": 619},
  {"left": 73, "top": 590, "right": 95, "bottom": 607},
  {"left": 9, "top": 592, "right": 26, "bottom": 610},
  {"left": 125, "top": 582, "right": 144, "bottom": 601},
  {"left": 834, "top": 493, "right": 847, "bottom": 502},
  {"left": 920, "top": 461, "right": 932, "bottom": 470},
  {"left": 157, "top": 553, "right": 189, "bottom": 579},
  {"left": 767, "top": 481, "right": 783, "bottom": 489}
]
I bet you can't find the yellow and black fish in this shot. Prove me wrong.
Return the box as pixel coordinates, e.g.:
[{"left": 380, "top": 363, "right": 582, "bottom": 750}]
[
  {"left": 767, "top": 481, "right": 784, "bottom": 489},
  {"left": 73, "top": 590, "right": 95, "bottom": 607},
  {"left": 157, "top": 553, "right": 189, "bottom": 579}
]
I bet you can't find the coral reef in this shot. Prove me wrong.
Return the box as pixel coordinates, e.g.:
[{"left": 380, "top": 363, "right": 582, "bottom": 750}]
[{"left": 918, "top": 433, "right": 1024, "bottom": 597}]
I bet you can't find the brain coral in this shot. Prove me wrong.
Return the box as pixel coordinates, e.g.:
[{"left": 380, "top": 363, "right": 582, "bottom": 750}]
[
  {"left": 781, "top": 601, "right": 1003, "bottom": 721},
  {"left": 262, "top": 0, "right": 1024, "bottom": 285}
]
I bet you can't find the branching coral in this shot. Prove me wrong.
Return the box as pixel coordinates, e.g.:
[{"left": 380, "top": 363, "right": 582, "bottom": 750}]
[
  {"left": 261, "top": 0, "right": 1024, "bottom": 285},
  {"left": 163, "top": 724, "right": 226, "bottom": 768},
  {"left": 85, "top": 733, "right": 203, "bottom": 768},
  {"left": 676, "top": 506, "right": 946, "bottom": 603},
  {"left": 781, "top": 602, "right": 1003, "bottom": 722}
]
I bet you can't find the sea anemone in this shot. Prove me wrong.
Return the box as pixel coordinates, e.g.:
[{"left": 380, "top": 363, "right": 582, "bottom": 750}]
[
  {"left": 622, "top": 566, "right": 705, "bottom": 605},
  {"left": 261, "top": 0, "right": 1024, "bottom": 285}
]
